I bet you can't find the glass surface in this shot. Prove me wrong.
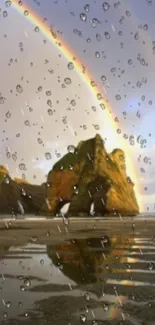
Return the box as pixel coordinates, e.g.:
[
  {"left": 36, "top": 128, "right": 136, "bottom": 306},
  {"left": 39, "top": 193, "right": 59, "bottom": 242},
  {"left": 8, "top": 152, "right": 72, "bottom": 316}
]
[{"left": 0, "top": 0, "right": 154, "bottom": 324}]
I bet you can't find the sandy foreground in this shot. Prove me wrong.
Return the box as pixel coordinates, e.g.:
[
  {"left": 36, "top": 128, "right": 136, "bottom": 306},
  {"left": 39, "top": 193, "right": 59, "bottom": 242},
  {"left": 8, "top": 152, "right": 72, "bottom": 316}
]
[{"left": 0, "top": 217, "right": 154, "bottom": 246}]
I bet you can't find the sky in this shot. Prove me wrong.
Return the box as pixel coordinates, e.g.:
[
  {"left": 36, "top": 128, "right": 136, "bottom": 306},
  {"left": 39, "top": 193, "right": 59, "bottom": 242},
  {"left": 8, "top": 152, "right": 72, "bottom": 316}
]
[{"left": 0, "top": 0, "right": 155, "bottom": 212}]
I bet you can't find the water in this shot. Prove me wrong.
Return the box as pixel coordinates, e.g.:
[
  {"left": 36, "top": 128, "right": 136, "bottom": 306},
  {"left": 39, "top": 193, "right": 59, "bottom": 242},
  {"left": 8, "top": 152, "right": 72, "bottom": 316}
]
[{"left": 0, "top": 217, "right": 155, "bottom": 324}]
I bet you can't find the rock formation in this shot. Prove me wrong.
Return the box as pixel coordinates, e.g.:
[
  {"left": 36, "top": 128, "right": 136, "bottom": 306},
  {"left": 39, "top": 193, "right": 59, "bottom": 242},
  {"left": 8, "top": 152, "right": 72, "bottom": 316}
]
[
  {"left": 0, "top": 168, "right": 49, "bottom": 215},
  {"left": 47, "top": 134, "right": 139, "bottom": 216},
  {"left": 0, "top": 134, "right": 139, "bottom": 216}
]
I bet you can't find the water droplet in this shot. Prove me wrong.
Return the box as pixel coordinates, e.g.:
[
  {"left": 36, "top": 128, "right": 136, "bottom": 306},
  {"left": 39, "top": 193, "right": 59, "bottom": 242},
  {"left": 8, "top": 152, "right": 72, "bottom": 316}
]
[
  {"left": 95, "top": 51, "right": 100, "bottom": 58},
  {"left": 5, "top": 1, "right": 12, "bottom": 7},
  {"left": 104, "top": 31, "right": 110, "bottom": 39},
  {"left": 24, "top": 10, "right": 29, "bottom": 16},
  {"left": 64, "top": 77, "right": 71, "bottom": 85},
  {"left": 19, "top": 163, "right": 26, "bottom": 170},
  {"left": 3, "top": 312, "right": 8, "bottom": 318},
  {"left": 40, "top": 259, "right": 44, "bottom": 265},
  {"left": 45, "top": 152, "right": 52, "bottom": 160},
  {"left": 70, "top": 99, "right": 76, "bottom": 106},
  {"left": 67, "top": 62, "right": 74, "bottom": 70},
  {"left": 80, "top": 13, "right": 87, "bottom": 22},
  {"left": 38, "top": 86, "right": 42, "bottom": 92},
  {"left": 128, "top": 59, "right": 132, "bottom": 65},
  {"left": 148, "top": 262, "right": 154, "bottom": 271},
  {"left": 143, "top": 24, "right": 148, "bottom": 31},
  {"left": 96, "top": 33, "right": 101, "bottom": 41},
  {"left": 24, "top": 278, "right": 31, "bottom": 287},
  {"left": 103, "top": 303, "right": 109, "bottom": 311},
  {"left": 84, "top": 4, "right": 89, "bottom": 12},
  {"left": 102, "top": 2, "right": 110, "bottom": 11},
  {"left": 134, "top": 32, "right": 139, "bottom": 40},
  {"left": 47, "top": 99, "right": 52, "bottom": 107},
  {"left": 85, "top": 292, "right": 91, "bottom": 301},
  {"left": 80, "top": 314, "right": 87, "bottom": 323},
  {"left": 47, "top": 109, "right": 53, "bottom": 115},
  {"left": 73, "top": 185, "right": 79, "bottom": 194},
  {"left": 126, "top": 10, "right": 131, "bottom": 17},
  {"left": 6, "top": 301, "right": 11, "bottom": 308},
  {"left": 101, "top": 75, "right": 106, "bottom": 82},
  {"left": 0, "top": 97, "right": 5, "bottom": 104},
  {"left": 16, "top": 84, "right": 23, "bottom": 93},
  {"left": 34, "top": 26, "right": 40, "bottom": 32},
  {"left": 20, "top": 285, "right": 26, "bottom": 292},
  {"left": 91, "top": 18, "right": 99, "bottom": 28},
  {"left": 6, "top": 111, "right": 11, "bottom": 118},
  {"left": 144, "top": 156, "right": 149, "bottom": 163},
  {"left": 3, "top": 11, "right": 8, "bottom": 17},
  {"left": 115, "top": 94, "right": 121, "bottom": 100},
  {"left": 46, "top": 90, "right": 51, "bottom": 96},
  {"left": 67, "top": 145, "right": 75, "bottom": 153},
  {"left": 4, "top": 176, "right": 10, "bottom": 184}
]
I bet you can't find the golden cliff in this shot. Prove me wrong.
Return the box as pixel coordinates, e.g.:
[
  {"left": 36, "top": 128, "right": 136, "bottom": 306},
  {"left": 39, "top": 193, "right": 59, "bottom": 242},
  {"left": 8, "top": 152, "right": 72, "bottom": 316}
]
[{"left": 47, "top": 134, "right": 139, "bottom": 216}]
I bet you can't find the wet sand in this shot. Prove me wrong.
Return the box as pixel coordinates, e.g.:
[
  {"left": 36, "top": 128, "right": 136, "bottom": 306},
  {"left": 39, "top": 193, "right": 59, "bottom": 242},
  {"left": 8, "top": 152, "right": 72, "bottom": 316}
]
[{"left": 0, "top": 217, "right": 155, "bottom": 324}]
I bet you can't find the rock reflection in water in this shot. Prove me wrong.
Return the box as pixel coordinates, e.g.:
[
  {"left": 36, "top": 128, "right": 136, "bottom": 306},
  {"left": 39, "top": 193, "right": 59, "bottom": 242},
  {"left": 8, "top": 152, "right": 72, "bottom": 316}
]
[{"left": 47, "top": 235, "right": 133, "bottom": 289}]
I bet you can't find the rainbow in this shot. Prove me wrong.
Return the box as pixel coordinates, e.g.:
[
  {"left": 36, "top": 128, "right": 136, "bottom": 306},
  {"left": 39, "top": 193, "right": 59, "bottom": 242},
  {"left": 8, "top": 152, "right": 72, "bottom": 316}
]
[{"left": 10, "top": 0, "right": 141, "bottom": 210}]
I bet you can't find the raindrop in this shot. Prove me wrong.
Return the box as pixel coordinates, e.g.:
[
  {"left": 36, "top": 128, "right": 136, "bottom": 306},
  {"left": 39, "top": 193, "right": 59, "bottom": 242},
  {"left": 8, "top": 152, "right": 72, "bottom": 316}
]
[
  {"left": 64, "top": 77, "right": 71, "bottom": 85},
  {"left": 47, "top": 99, "right": 52, "bottom": 107},
  {"left": 45, "top": 152, "right": 52, "bottom": 160},
  {"left": 67, "top": 62, "right": 74, "bottom": 70},
  {"left": 91, "top": 18, "right": 99, "bottom": 28},
  {"left": 3, "top": 11, "right": 8, "bottom": 17},
  {"left": 37, "top": 138, "right": 43, "bottom": 144},
  {"left": 34, "top": 26, "right": 40, "bottom": 32},
  {"left": 0, "top": 97, "right": 5, "bottom": 104},
  {"left": 16, "top": 84, "right": 23, "bottom": 93},
  {"left": 101, "top": 75, "right": 106, "bottom": 82},
  {"left": 38, "top": 86, "right": 42, "bottom": 92},
  {"left": 19, "top": 163, "right": 26, "bottom": 170},
  {"left": 104, "top": 31, "right": 111, "bottom": 39},
  {"left": 96, "top": 33, "right": 101, "bottom": 41},
  {"left": 3, "top": 312, "right": 8, "bottom": 319},
  {"left": 128, "top": 59, "right": 132, "bottom": 65},
  {"left": 20, "top": 285, "right": 26, "bottom": 292},
  {"left": 134, "top": 32, "right": 139, "bottom": 40},
  {"left": 47, "top": 108, "right": 53, "bottom": 115},
  {"left": 73, "top": 185, "right": 79, "bottom": 194},
  {"left": 24, "top": 10, "right": 29, "bottom": 16},
  {"left": 143, "top": 24, "right": 148, "bottom": 31},
  {"left": 67, "top": 145, "right": 75, "bottom": 153},
  {"left": 85, "top": 292, "right": 91, "bottom": 301},
  {"left": 80, "top": 315, "right": 87, "bottom": 323},
  {"left": 84, "top": 4, "right": 89, "bottom": 12},
  {"left": 70, "top": 99, "right": 76, "bottom": 106},
  {"left": 95, "top": 51, "right": 100, "bottom": 58},
  {"left": 80, "top": 13, "right": 87, "bottom": 22},
  {"left": 24, "top": 278, "right": 31, "bottom": 287},
  {"left": 6, "top": 301, "right": 11, "bottom": 308},
  {"left": 102, "top": 2, "right": 110, "bottom": 11},
  {"left": 5, "top": 1, "right": 12, "bottom": 7},
  {"left": 46, "top": 90, "right": 51, "bottom": 96},
  {"left": 144, "top": 156, "right": 149, "bottom": 163},
  {"left": 115, "top": 94, "right": 121, "bottom": 100},
  {"left": 40, "top": 259, "right": 44, "bottom": 265},
  {"left": 126, "top": 10, "right": 131, "bottom": 17},
  {"left": 6, "top": 111, "right": 11, "bottom": 118}
]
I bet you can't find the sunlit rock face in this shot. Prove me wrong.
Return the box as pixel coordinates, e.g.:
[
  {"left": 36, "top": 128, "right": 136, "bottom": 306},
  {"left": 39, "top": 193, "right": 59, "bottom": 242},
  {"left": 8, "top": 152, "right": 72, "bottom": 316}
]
[{"left": 47, "top": 134, "right": 139, "bottom": 216}]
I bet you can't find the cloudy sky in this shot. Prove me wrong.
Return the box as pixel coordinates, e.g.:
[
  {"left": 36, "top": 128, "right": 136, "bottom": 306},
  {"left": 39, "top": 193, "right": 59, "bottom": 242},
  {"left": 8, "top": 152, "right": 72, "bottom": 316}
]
[{"left": 0, "top": 0, "right": 155, "bottom": 212}]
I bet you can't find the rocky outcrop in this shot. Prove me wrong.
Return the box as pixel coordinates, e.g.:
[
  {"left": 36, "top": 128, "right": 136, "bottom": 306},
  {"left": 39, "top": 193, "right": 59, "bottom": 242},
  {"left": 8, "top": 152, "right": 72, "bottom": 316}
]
[
  {"left": 47, "top": 134, "right": 139, "bottom": 216},
  {"left": 0, "top": 169, "right": 49, "bottom": 215}
]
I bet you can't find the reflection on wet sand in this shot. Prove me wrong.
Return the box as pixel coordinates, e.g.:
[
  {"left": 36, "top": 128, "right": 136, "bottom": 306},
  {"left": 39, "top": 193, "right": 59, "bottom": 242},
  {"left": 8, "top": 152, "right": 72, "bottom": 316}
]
[
  {"left": 47, "top": 235, "right": 135, "bottom": 293},
  {"left": 0, "top": 231, "right": 155, "bottom": 324}
]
